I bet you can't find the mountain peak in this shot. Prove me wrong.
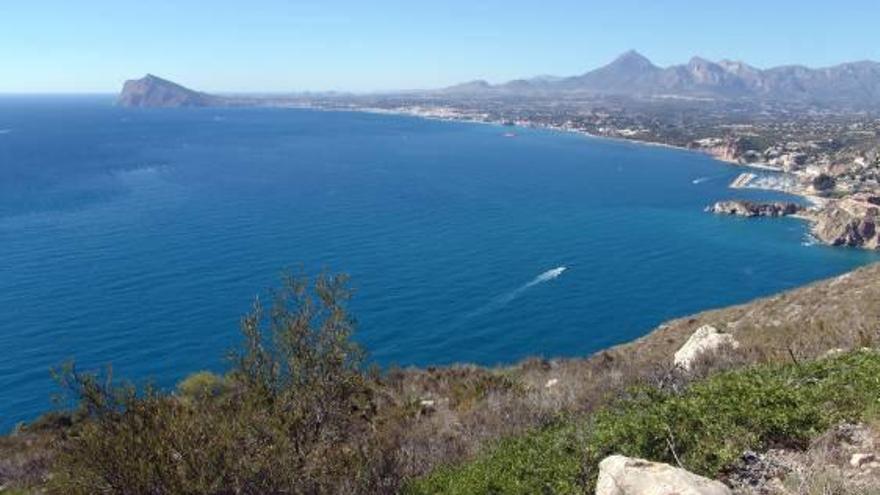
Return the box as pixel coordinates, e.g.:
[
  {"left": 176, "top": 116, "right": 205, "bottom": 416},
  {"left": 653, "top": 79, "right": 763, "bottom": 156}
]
[
  {"left": 442, "top": 79, "right": 493, "bottom": 94},
  {"left": 142, "top": 73, "right": 167, "bottom": 83},
  {"left": 117, "top": 74, "right": 214, "bottom": 108},
  {"left": 612, "top": 50, "right": 655, "bottom": 68}
]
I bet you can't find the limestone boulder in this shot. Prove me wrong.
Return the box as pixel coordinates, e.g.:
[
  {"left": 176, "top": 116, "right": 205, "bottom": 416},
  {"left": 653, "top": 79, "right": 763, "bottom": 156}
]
[
  {"left": 596, "top": 455, "right": 732, "bottom": 495},
  {"left": 673, "top": 325, "right": 739, "bottom": 371}
]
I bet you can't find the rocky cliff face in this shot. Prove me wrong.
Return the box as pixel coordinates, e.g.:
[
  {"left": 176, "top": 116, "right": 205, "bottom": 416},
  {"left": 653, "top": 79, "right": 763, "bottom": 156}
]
[
  {"left": 704, "top": 143, "right": 740, "bottom": 163},
  {"left": 117, "top": 74, "right": 218, "bottom": 108},
  {"left": 809, "top": 200, "right": 880, "bottom": 249},
  {"left": 709, "top": 197, "right": 880, "bottom": 249},
  {"left": 707, "top": 200, "right": 803, "bottom": 217}
]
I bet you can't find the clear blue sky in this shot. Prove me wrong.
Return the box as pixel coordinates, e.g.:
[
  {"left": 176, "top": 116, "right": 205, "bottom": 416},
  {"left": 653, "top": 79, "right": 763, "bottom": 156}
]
[{"left": 2, "top": 0, "right": 879, "bottom": 93}]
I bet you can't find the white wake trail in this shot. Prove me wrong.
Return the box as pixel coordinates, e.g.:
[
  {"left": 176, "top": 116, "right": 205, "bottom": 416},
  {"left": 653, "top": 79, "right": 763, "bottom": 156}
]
[
  {"left": 692, "top": 174, "right": 728, "bottom": 185},
  {"left": 461, "top": 266, "right": 568, "bottom": 322},
  {"left": 524, "top": 266, "right": 567, "bottom": 288}
]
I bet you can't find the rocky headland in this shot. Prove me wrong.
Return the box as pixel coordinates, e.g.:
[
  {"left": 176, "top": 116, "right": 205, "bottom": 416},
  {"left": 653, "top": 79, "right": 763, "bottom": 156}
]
[
  {"left": 808, "top": 196, "right": 880, "bottom": 248},
  {"left": 707, "top": 200, "right": 804, "bottom": 218},
  {"left": 708, "top": 194, "right": 880, "bottom": 249}
]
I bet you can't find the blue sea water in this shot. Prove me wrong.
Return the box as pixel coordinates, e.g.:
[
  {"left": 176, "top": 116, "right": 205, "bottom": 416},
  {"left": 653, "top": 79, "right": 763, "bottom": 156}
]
[{"left": 0, "top": 96, "right": 876, "bottom": 430}]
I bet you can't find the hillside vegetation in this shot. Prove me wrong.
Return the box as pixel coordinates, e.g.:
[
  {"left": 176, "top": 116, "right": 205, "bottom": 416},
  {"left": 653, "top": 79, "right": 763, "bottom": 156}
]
[
  {"left": 1, "top": 263, "right": 879, "bottom": 493},
  {"left": 410, "top": 351, "right": 880, "bottom": 493}
]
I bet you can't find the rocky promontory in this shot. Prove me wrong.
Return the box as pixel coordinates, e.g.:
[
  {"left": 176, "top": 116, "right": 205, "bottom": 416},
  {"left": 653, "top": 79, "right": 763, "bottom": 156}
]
[
  {"left": 808, "top": 197, "right": 880, "bottom": 249},
  {"left": 706, "top": 200, "right": 804, "bottom": 217},
  {"left": 709, "top": 196, "right": 880, "bottom": 250},
  {"left": 117, "top": 74, "right": 220, "bottom": 108}
]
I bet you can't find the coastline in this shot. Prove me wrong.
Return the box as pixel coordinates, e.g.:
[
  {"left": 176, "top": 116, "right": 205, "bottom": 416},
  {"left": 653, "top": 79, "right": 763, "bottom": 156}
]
[
  {"left": 264, "top": 103, "right": 880, "bottom": 254},
  {"left": 306, "top": 104, "right": 874, "bottom": 251},
  {"left": 313, "top": 103, "right": 816, "bottom": 199}
]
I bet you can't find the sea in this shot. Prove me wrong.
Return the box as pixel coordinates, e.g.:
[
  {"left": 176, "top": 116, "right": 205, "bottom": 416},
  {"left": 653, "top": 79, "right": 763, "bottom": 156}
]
[{"left": 1, "top": 96, "right": 876, "bottom": 431}]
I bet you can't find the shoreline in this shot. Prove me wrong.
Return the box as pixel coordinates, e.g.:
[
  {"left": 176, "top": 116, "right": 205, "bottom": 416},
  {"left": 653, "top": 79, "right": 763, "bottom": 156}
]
[
  {"left": 268, "top": 104, "right": 880, "bottom": 253},
  {"left": 314, "top": 103, "right": 814, "bottom": 199},
  {"left": 312, "top": 104, "right": 867, "bottom": 250},
  {"left": 234, "top": 103, "right": 870, "bottom": 251}
]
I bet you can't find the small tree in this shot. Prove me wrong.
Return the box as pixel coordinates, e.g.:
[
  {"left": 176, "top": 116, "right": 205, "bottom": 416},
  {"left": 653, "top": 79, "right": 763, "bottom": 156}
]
[{"left": 50, "top": 272, "right": 379, "bottom": 494}]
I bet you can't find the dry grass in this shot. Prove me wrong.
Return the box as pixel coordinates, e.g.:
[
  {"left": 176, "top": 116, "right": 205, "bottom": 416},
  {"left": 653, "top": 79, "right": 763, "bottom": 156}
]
[{"left": 0, "top": 431, "right": 54, "bottom": 493}]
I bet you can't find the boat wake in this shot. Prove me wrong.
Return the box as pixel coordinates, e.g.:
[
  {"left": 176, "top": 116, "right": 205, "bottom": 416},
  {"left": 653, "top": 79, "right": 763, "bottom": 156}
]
[
  {"left": 461, "top": 267, "right": 567, "bottom": 322},
  {"left": 692, "top": 174, "right": 725, "bottom": 185},
  {"left": 524, "top": 266, "right": 567, "bottom": 288},
  {"left": 0, "top": 129, "right": 12, "bottom": 135}
]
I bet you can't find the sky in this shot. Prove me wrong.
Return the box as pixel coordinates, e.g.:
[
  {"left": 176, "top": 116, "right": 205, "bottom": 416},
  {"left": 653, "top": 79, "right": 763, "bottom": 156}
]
[{"left": 2, "top": 0, "right": 880, "bottom": 93}]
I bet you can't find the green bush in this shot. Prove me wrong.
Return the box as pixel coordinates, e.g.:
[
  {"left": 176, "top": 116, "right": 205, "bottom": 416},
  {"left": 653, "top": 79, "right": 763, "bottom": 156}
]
[
  {"left": 411, "top": 351, "right": 880, "bottom": 494},
  {"left": 49, "top": 272, "right": 383, "bottom": 494},
  {"left": 406, "top": 424, "right": 585, "bottom": 495}
]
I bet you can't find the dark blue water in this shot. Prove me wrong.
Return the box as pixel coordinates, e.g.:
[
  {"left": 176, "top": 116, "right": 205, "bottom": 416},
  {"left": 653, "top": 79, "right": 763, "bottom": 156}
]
[{"left": 0, "top": 96, "right": 876, "bottom": 430}]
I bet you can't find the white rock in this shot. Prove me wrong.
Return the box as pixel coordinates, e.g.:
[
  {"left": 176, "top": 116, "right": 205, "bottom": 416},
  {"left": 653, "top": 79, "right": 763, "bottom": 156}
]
[
  {"left": 822, "top": 347, "right": 845, "bottom": 358},
  {"left": 674, "top": 325, "right": 739, "bottom": 371},
  {"left": 850, "top": 452, "right": 876, "bottom": 468},
  {"left": 596, "top": 455, "right": 732, "bottom": 495},
  {"left": 419, "top": 399, "right": 435, "bottom": 408},
  {"left": 545, "top": 378, "right": 559, "bottom": 389}
]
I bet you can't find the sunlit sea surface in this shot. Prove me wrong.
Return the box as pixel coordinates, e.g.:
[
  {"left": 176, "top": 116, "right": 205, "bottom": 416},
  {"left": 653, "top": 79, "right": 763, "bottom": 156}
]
[{"left": 1, "top": 97, "right": 875, "bottom": 430}]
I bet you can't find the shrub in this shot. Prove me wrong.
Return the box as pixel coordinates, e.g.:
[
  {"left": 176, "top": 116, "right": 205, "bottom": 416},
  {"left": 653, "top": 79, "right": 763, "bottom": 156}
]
[
  {"left": 49, "top": 272, "right": 382, "bottom": 494},
  {"left": 406, "top": 423, "right": 586, "bottom": 495}
]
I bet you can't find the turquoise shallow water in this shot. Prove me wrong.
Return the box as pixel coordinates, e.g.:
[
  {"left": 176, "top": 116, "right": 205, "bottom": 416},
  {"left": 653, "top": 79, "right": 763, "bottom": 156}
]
[{"left": 0, "top": 96, "right": 876, "bottom": 430}]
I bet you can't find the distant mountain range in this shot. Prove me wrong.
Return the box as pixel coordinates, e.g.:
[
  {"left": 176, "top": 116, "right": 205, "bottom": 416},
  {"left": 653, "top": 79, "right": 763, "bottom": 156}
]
[
  {"left": 118, "top": 51, "right": 880, "bottom": 108},
  {"left": 442, "top": 51, "right": 880, "bottom": 104}
]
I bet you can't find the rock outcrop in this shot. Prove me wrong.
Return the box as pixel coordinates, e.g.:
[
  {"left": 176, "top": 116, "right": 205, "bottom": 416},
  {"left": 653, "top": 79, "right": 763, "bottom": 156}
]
[
  {"left": 673, "top": 325, "right": 739, "bottom": 371},
  {"left": 707, "top": 200, "right": 803, "bottom": 217},
  {"left": 709, "top": 195, "right": 880, "bottom": 250},
  {"left": 117, "top": 74, "right": 218, "bottom": 108},
  {"left": 596, "top": 455, "right": 732, "bottom": 495},
  {"left": 727, "top": 422, "right": 880, "bottom": 493},
  {"left": 698, "top": 137, "right": 748, "bottom": 164},
  {"left": 809, "top": 199, "right": 879, "bottom": 249}
]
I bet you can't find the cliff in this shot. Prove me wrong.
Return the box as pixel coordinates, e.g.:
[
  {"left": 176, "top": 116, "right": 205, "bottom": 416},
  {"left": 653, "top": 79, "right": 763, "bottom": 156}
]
[
  {"left": 117, "top": 74, "right": 220, "bottom": 108},
  {"left": 807, "top": 198, "right": 880, "bottom": 249},
  {"left": 708, "top": 196, "right": 880, "bottom": 250}
]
